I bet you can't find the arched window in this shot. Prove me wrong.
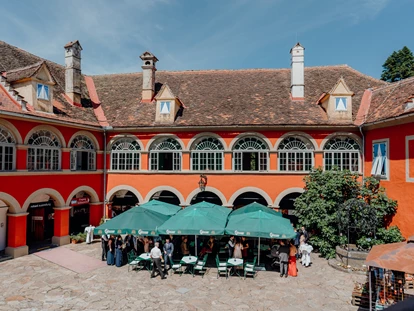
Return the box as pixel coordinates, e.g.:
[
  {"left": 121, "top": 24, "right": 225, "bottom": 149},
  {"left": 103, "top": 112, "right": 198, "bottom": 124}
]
[
  {"left": 149, "top": 137, "right": 182, "bottom": 171},
  {"left": 0, "top": 125, "right": 16, "bottom": 171},
  {"left": 278, "top": 137, "right": 314, "bottom": 172},
  {"left": 111, "top": 138, "right": 140, "bottom": 171},
  {"left": 323, "top": 136, "right": 360, "bottom": 172},
  {"left": 27, "top": 129, "right": 61, "bottom": 171},
  {"left": 191, "top": 137, "right": 224, "bottom": 171},
  {"left": 70, "top": 135, "right": 96, "bottom": 171},
  {"left": 233, "top": 137, "right": 268, "bottom": 171}
]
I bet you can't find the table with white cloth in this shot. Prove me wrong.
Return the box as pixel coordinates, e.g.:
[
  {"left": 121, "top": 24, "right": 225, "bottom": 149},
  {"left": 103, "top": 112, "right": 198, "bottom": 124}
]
[
  {"left": 137, "top": 252, "right": 152, "bottom": 272},
  {"left": 180, "top": 256, "right": 198, "bottom": 276},
  {"left": 227, "top": 258, "right": 244, "bottom": 277}
]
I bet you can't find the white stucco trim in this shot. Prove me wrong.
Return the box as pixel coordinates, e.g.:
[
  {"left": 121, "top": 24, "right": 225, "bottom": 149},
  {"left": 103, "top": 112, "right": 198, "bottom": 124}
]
[
  {"left": 274, "top": 187, "right": 304, "bottom": 207},
  {"left": 372, "top": 138, "right": 390, "bottom": 181},
  {"left": 0, "top": 192, "right": 21, "bottom": 214},
  {"left": 228, "top": 132, "right": 272, "bottom": 150},
  {"left": 107, "top": 133, "right": 144, "bottom": 151},
  {"left": 0, "top": 118, "right": 23, "bottom": 144},
  {"left": 227, "top": 187, "right": 273, "bottom": 206},
  {"left": 106, "top": 185, "right": 144, "bottom": 203},
  {"left": 187, "top": 132, "right": 228, "bottom": 151},
  {"left": 24, "top": 124, "right": 66, "bottom": 147},
  {"left": 22, "top": 188, "right": 66, "bottom": 212},
  {"left": 145, "top": 133, "right": 185, "bottom": 151},
  {"left": 144, "top": 186, "right": 185, "bottom": 205},
  {"left": 185, "top": 186, "right": 228, "bottom": 205},
  {"left": 65, "top": 186, "right": 101, "bottom": 206},
  {"left": 274, "top": 131, "right": 318, "bottom": 151},
  {"left": 406, "top": 135, "right": 414, "bottom": 182},
  {"left": 68, "top": 131, "right": 100, "bottom": 150}
]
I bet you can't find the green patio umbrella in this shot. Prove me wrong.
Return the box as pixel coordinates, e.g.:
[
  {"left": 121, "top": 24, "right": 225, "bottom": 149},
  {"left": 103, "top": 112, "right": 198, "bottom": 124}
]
[
  {"left": 94, "top": 205, "right": 170, "bottom": 236},
  {"left": 139, "top": 199, "right": 181, "bottom": 216},
  {"left": 225, "top": 202, "right": 295, "bottom": 264},
  {"left": 157, "top": 201, "right": 231, "bottom": 255}
]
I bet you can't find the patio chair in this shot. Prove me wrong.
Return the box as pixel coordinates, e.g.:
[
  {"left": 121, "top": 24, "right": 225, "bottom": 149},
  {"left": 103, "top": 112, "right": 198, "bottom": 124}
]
[
  {"left": 194, "top": 254, "right": 208, "bottom": 278},
  {"left": 127, "top": 251, "right": 141, "bottom": 272},
  {"left": 244, "top": 256, "right": 257, "bottom": 279},
  {"left": 215, "top": 255, "right": 228, "bottom": 279},
  {"left": 171, "top": 260, "right": 183, "bottom": 276}
]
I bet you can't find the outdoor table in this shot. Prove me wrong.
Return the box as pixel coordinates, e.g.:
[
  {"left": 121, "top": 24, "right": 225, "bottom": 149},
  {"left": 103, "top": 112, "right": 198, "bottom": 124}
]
[
  {"left": 137, "top": 253, "right": 152, "bottom": 272},
  {"left": 180, "top": 256, "right": 198, "bottom": 276},
  {"left": 227, "top": 258, "right": 244, "bottom": 277}
]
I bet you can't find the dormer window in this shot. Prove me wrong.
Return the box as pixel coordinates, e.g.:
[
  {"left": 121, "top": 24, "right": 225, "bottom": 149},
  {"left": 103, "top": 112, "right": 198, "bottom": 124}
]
[
  {"left": 160, "top": 101, "right": 171, "bottom": 114},
  {"left": 37, "top": 84, "right": 50, "bottom": 101},
  {"left": 335, "top": 97, "right": 347, "bottom": 111}
]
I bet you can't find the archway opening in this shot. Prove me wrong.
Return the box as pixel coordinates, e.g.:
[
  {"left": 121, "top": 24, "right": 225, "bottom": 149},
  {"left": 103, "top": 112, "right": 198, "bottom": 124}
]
[
  {"left": 69, "top": 192, "right": 91, "bottom": 235},
  {"left": 150, "top": 190, "right": 180, "bottom": 206},
  {"left": 26, "top": 194, "right": 55, "bottom": 249},
  {"left": 233, "top": 191, "right": 268, "bottom": 209},
  {"left": 110, "top": 190, "right": 139, "bottom": 217},
  {"left": 190, "top": 191, "right": 223, "bottom": 206},
  {"left": 278, "top": 192, "right": 302, "bottom": 226},
  {"left": 0, "top": 200, "right": 8, "bottom": 255}
]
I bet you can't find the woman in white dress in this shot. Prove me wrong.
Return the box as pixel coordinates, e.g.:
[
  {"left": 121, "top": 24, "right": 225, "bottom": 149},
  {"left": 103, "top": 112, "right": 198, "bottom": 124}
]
[{"left": 233, "top": 238, "right": 243, "bottom": 259}]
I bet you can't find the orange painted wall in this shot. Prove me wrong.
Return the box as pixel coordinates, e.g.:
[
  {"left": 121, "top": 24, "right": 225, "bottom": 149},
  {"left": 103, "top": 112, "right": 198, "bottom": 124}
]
[
  {"left": 54, "top": 209, "right": 69, "bottom": 237},
  {"left": 364, "top": 122, "right": 414, "bottom": 238},
  {"left": 7, "top": 215, "right": 27, "bottom": 248}
]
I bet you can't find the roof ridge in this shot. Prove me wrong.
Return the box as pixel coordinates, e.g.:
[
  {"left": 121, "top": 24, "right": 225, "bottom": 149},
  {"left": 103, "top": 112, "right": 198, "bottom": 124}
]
[
  {"left": 5, "top": 60, "right": 44, "bottom": 73},
  {"left": 371, "top": 76, "right": 414, "bottom": 93}
]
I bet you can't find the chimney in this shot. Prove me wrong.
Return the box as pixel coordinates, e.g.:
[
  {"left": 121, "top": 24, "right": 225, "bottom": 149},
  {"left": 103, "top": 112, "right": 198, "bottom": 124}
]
[
  {"left": 290, "top": 43, "right": 305, "bottom": 99},
  {"left": 64, "top": 40, "right": 82, "bottom": 104},
  {"left": 140, "top": 51, "right": 158, "bottom": 102}
]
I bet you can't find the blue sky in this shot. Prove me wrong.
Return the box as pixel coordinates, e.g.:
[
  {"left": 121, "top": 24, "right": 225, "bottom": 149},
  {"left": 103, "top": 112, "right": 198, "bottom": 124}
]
[{"left": 2, "top": 0, "right": 413, "bottom": 78}]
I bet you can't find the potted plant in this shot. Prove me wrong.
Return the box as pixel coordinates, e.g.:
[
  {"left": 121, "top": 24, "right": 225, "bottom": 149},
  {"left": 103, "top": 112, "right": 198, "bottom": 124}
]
[{"left": 70, "top": 234, "right": 80, "bottom": 244}]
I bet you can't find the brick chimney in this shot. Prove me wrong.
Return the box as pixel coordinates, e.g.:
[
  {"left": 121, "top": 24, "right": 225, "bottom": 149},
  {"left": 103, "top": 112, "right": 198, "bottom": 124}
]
[
  {"left": 140, "top": 51, "right": 158, "bottom": 102},
  {"left": 64, "top": 40, "right": 82, "bottom": 104},
  {"left": 290, "top": 43, "right": 305, "bottom": 99}
]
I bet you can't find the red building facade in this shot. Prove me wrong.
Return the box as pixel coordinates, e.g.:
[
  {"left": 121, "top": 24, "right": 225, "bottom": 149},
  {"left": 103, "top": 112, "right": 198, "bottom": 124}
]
[{"left": 0, "top": 40, "right": 413, "bottom": 258}]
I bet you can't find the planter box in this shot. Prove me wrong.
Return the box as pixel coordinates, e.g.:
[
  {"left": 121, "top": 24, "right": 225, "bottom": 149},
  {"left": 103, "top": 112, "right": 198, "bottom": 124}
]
[{"left": 335, "top": 245, "right": 368, "bottom": 269}]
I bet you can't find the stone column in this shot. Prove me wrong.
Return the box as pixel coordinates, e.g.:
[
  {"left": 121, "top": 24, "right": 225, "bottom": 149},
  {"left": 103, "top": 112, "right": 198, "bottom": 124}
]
[
  {"left": 5, "top": 213, "right": 29, "bottom": 258},
  {"left": 52, "top": 206, "right": 71, "bottom": 246}
]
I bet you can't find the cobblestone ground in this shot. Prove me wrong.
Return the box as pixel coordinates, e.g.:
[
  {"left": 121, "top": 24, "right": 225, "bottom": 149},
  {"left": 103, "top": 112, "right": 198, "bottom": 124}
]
[{"left": 0, "top": 242, "right": 366, "bottom": 311}]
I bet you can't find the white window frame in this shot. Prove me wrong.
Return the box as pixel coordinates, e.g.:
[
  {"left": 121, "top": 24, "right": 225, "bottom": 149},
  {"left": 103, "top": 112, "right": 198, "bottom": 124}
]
[
  {"left": 27, "top": 130, "right": 61, "bottom": 171},
  {"left": 191, "top": 137, "right": 224, "bottom": 171},
  {"left": 406, "top": 136, "right": 414, "bottom": 182},
  {"left": 110, "top": 138, "right": 141, "bottom": 171},
  {"left": 335, "top": 97, "right": 347, "bottom": 111},
  {"left": 149, "top": 138, "right": 182, "bottom": 171},
  {"left": 278, "top": 137, "right": 314, "bottom": 172},
  {"left": 232, "top": 137, "right": 269, "bottom": 172},
  {"left": 0, "top": 126, "right": 16, "bottom": 171},
  {"left": 323, "top": 137, "right": 361, "bottom": 173},
  {"left": 70, "top": 135, "right": 96, "bottom": 171},
  {"left": 37, "top": 83, "right": 50, "bottom": 100},
  {"left": 371, "top": 139, "right": 389, "bottom": 180}
]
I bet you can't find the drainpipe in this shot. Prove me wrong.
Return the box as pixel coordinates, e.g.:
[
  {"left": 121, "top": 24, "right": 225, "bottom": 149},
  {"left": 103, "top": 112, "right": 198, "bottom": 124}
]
[
  {"left": 359, "top": 125, "right": 365, "bottom": 180},
  {"left": 102, "top": 126, "right": 113, "bottom": 219}
]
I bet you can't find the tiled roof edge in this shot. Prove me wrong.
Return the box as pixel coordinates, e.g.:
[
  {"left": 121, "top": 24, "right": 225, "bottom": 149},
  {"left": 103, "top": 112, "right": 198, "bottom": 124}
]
[
  {"left": 84, "top": 76, "right": 109, "bottom": 127},
  {"left": 0, "top": 75, "right": 27, "bottom": 111}
]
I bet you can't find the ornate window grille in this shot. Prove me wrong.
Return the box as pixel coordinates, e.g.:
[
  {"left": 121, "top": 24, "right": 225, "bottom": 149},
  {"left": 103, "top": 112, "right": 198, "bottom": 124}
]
[
  {"left": 323, "top": 136, "right": 360, "bottom": 172},
  {"left": 278, "top": 137, "right": 314, "bottom": 172},
  {"left": 191, "top": 137, "right": 224, "bottom": 171},
  {"left": 111, "top": 138, "right": 140, "bottom": 171},
  {"left": 233, "top": 137, "right": 268, "bottom": 171},
  {"left": 149, "top": 137, "right": 182, "bottom": 171},
  {"left": 70, "top": 135, "right": 96, "bottom": 171},
  {"left": 0, "top": 125, "right": 16, "bottom": 171},
  {"left": 27, "top": 130, "right": 61, "bottom": 171}
]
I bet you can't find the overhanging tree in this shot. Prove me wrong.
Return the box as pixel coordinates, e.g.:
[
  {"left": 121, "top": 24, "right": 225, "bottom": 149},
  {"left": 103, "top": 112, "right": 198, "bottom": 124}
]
[
  {"left": 381, "top": 46, "right": 414, "bottom": 82},
  {"left": 294, "top": 168, "right": 403, "bottom": 259}
]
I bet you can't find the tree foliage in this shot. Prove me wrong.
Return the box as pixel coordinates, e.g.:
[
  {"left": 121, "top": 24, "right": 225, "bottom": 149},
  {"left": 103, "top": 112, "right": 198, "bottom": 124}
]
[
  {"left": 294, "top": 168, "right": 402, "bottom": 258},
  {"left": 381, "top": 46, "right": 414, "bottom": 82}
]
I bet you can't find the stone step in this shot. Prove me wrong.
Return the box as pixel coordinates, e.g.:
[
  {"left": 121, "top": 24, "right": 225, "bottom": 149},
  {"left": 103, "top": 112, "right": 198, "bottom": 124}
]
[{"left": 0, "top": 254, "right": 12, "bottom": 262}]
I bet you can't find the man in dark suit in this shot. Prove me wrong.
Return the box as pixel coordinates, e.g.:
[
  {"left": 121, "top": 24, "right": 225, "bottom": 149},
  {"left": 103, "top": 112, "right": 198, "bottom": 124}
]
[{"left": 278, "top": 240, "right": 290, "bottom": 278}]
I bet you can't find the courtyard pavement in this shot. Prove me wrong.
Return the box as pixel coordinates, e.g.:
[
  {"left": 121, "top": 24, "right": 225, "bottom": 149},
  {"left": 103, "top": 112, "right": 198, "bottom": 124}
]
[{"left": 0, "top": 241, "right": 367, "bottom": 311}]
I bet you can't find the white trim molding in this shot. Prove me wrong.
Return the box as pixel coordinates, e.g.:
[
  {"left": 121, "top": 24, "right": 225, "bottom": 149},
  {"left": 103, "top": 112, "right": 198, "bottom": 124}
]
[
  {"left": 274, "top": 187, "right": 304, "bottom": 207},
  {"left": 65, "top": 186, "right": 101, "bottom": 206},
  {"left": 406, "top": 135, "right": 414, "bottom": 182},
  {"left": 185, "top": 186, "right": 228, "bottom": 205},
  {"left": 0, "top": 192, "right": 21, "bottom": 214},
  {"left": 24, "top": 124, "right": 66, "bottom": 147},
  {"left": 144, "top": 185, "right": 185, "bottom": 205},
  {"left": 22, "top": 188, "right": 66, "bottom": 212},
  {"left": 68, "top": 130, "right": 100, "bottom": 150},
  {"left": 106, "top": 185, "right": 144, "bottom": 203},
  {"left": 372, "top": 138, "right": 390, "bottom": 181},
  {"left": 228, "top": 187, "right": 273, "bottom": 206}
]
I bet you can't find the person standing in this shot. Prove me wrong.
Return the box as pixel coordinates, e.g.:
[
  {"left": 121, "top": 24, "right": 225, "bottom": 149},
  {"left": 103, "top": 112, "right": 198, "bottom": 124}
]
[
  {"left": 301, "top": 226, "right": 309, "bottom": 243},
  {"left": 278, "top": 240, "right": 289, "bottom": 278},
  {"left": 181, "top": 237, "right": 190, "bottom": 256},
  {"left": 299, "top": 242, "right": 313, "bottom": 267},
  {"left": 150, "top": 242, "right": 166, "bottom": 279},
  {"left": 124, "top": 234, "right": 133, "bottom": 254},
  {"left": 101, "top": 234, "right": 108, "bottom": 261},
  {"left": 288, "top": 240, "right": 298, "bottom": 277},
  {"left": 107, "top": 235, "right": 115, "bottom": 266},
  {"left": 241, "top": 237, "right": 249, "bottom": 260},
  {"left": 227, "top": 236, "right": 235, "bottom": 258},
  {"left": 163, "top": 238, "right": 174, "bottom": 271},
  {"left": 143, "top": 236, "right": 151, "bottom": 253},
  {"left": 233, "top": 238, "right": 243, "bottom": 259},
  {"left": 115, "top": 235, "right": 123, "bottom": 267}
]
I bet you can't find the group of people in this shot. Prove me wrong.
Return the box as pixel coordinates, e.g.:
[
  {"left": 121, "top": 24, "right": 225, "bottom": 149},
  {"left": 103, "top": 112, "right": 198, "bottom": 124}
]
[{"left": 101, "top": 234, "right": 125, "bottom": 267}]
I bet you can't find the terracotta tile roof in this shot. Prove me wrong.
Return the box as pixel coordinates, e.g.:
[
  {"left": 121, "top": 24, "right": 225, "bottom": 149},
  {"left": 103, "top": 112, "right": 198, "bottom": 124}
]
[
  {"left": 0, "top": 41, "right": 100, "bottom": 126},
  {"left": 365, "top": 77, "right": 414, "bottom": 123},
  {"left": 92, "top": 65, "right": 385, "bottom": 128}
]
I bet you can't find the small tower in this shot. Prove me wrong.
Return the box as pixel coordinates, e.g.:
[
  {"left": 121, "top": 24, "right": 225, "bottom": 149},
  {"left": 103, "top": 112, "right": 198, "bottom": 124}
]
[
  {"left": 140, "top": 51, "right": 158, "bottom": 101},
  {"left": 64, "top": 40, "right": 82, "bottom": 104},
  {"left": 290, "top": 43, "right": 305, "bottom": 99}
]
